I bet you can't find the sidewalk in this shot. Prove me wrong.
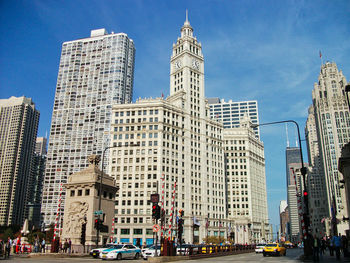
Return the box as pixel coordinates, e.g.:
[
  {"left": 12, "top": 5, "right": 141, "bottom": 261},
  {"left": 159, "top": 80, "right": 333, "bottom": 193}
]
[
  {"left": 301, "top": 252, "right": 350, "bottom": 262},
  {"left": 11, "top": 252, "right": 90, "bottom": 259}
]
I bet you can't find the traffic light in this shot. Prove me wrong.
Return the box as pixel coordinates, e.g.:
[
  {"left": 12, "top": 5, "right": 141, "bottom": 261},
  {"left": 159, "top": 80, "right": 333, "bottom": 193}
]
[
  {"left": 152, "top": 203, "right": 157, "bottom": 219},
  {"left": 303, "top": 191, "right": 308, "bottom": 197},
  {"left": 94, "top": 218, "right": 101, "bottom": 230},
  {"left": 81, "top": 222, "right": 86, "bottom": 245},
  {"left": 155, "top": 204, "right": 161, "bottom": 220},
  {"left": 152, "top": 203, "right": 161, "bottom": 220}
]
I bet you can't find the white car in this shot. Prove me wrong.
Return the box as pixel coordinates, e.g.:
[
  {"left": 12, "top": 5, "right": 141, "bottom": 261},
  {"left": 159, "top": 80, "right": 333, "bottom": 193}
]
[
  {"left": 89, "top": 243, "right": 114, "bottom": 258},
  {"left": 255, "top": 243, "right": 266, "bottom": 253},
  {"left": 100, "top": 244, "right": 141, "bottom": 260},
  {"left": 142, "top": 245, "right": 161, "bottom": 260}
]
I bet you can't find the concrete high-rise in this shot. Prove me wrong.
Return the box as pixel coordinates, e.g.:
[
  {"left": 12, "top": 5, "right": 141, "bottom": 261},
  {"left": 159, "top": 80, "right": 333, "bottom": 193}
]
[
  {"left": 305, "top": 105, "right": 328, "bottom": 235},
  {"left": 224, "top": 116, "right": 269, "bottom": 244},
  {"left": 41, "top": 29, "right": 135, "bottom": 226},
  {"left": 0, "top": 96, "right": 40, "bottom": 226},
  {"left": 109, "top": 16, "right": 226, "bottom": 245},
  {"left": 311, "top": 62, "right": 350, "bottom": 234},
  {"left": 208, "top": 98, "right": 260, "bottom": 139}
]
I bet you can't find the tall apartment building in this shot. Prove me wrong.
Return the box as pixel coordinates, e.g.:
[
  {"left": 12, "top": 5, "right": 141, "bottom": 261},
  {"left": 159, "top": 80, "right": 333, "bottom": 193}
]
[
  {"left": 0, "top": 96, "right": 40, "bottom": 226},
  {"left": 41, "top": 29, "right": 135, "bottom": 226},
  {"left": 223, "top": 116, "right": 269, "bottom": 244},
  {"left": 305, "top": 106, "right": 328, "bottom": 235},
  {"left": 208, "top": 98, "right": 260, "bottom": 139},
  {"left": 286, "top": 147, "right": 303, "bottom": 243},
  {"left": 27, "top": 137, "right": 47, "bottom": 228},
  {"left": 311, "top": 62, "right": 350, "bottom": 234},
  {"left": 109, "top": 16, "right": 226, "bottom": 245}
]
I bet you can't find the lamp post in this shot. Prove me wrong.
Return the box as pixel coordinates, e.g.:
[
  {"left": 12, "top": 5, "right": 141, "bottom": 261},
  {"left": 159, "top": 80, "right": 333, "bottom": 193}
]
[
  {"left": 96, "top": 142, "right": 139, "bottom": 247},
  {"left": 251, "top": 120, "right": 312, "bottom": 258}
]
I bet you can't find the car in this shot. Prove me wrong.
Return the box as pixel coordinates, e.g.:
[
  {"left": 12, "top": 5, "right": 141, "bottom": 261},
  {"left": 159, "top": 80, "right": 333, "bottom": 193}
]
[
  {"left": 100, "top": 244, "right": 141, "bottom": 260},
  {"left": 263, "top": 243, "right": 286, "bottom": 257},
  {"left": 255, "top": 243, "right": 266, "bottom": 253},
  {"left": 177, "top": 244, "right": 200, "bottom": 255},
  {"left": 89, "top": 243, "right": 114, "bottom": 258},
  {"left": 142, "top": 245, "right": 161, "bottom": 260}
]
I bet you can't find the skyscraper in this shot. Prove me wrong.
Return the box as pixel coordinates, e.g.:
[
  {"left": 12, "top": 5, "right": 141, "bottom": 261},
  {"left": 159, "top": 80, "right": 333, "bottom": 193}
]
[
  {"left": 305, "top": 105, "right": 328, "bottom": 235},
  {"left": 41, "top": 29, "right": 135, "bottom": 226},
  {"left": 27, "top": 137, "right": 47, "bottom": 228},
  {"left": 109, "top": 15, "right": 226, "bottom": 244},
  {"left": 223, "top": 116, "right": 269, "bottom": 243},
  {"left": 208, "top": 98, "right": 260, "bottom": 139},
  {"left": 311, "top": 62, "right": 350, "bottom": 234},
  {"left": 285, "top": 147, "right": 303, "bottom": 243},
  {"left": 0, "top": 96, "right": 40, "bottom": 226}
]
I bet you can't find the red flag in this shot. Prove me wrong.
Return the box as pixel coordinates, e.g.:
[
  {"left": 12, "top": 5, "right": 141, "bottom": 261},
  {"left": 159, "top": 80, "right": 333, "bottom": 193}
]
[{"left": 319, "top": 50, "right": 322, "bottom": 58}]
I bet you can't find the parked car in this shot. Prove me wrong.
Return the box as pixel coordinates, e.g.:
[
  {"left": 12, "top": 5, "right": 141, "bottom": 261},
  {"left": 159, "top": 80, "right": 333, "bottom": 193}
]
[
  {"left": 263, "top": 243, "right": 286, "bottom": 257},
  {"left": 142, "top": 245, "right": 161, "bottom": 260},
  {"left": 255, "top": 243, "right": 266, "bottom": 253},
  {"left": 176, "top": 244, "right": 200, "bottom": 255},
  {"left": 89, "top": 243, "right": 114, "bottom": 258},
  {"left": 100, "top": 244, "right": 141, "bottom": 260}
]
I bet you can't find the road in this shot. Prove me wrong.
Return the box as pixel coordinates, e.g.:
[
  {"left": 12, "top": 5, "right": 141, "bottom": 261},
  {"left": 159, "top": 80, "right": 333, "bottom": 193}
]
[{"left": 7, "top": 248, "right": 350, "bottom": 262}]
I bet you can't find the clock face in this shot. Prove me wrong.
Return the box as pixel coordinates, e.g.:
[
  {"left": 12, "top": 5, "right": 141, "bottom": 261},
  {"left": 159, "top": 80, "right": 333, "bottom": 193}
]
[
  {"left": 192, "top": 59, "right": 200, "bottom": 70},
  {"left": 175, "top": 60, "right": 182, "bottom": 69}
]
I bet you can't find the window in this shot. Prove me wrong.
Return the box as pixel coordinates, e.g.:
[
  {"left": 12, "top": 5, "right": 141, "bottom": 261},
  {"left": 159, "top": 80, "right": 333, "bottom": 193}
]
[
  {"left": 70, "top": 190, "right": 75, "bottom": 197},
  {"left": 133, "top": 228, "right": 143, "bottom": 235},
  {"left": 121, "top": 229, "right": 130, "bottom": 235},
  {"left": 78, "top": 189, "right": 82, "bottom": 196},
  {"left": 85, "top": 189, "right": 90, "bottom": 196}
]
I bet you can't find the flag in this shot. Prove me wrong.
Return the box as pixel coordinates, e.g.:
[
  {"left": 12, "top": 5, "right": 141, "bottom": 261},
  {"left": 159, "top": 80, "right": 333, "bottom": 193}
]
[
  {"left": 319, "top": 50, "right": 322, "bottom": 58},
  {"left": 244, "top": 226, "right": 246, "bottom": 232},
  {"left": 205, "top": 218, "right": 209, "bottom": 229}
]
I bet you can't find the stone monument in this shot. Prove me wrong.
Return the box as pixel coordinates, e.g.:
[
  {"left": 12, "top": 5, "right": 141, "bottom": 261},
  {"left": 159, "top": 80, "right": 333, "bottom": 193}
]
[{"left": 62, "top": 155, "right": 118, "bottom": 252}]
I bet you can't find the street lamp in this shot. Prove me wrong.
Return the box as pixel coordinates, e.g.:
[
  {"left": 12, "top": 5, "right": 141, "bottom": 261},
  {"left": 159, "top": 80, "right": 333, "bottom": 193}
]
[
  {"left": 251, "top": 120, "right": 312, "bottom": 258},
  {"left": 96, "top": 142, "right": 139, "bottom": 247}
]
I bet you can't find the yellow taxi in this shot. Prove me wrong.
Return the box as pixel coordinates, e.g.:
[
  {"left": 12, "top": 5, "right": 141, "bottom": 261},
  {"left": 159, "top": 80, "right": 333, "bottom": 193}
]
[{"left": 263, "top": 243, "right": 286, "bottom": 257}]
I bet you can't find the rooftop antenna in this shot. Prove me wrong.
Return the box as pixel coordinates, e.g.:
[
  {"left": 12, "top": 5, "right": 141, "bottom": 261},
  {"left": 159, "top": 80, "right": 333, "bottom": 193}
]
[
  {"left": 295, "top": 129, "right": 299, "bottom": 147},
  {"left": 186, "top": 9, "right": 188, "bottom": 22},
  {"left": 285, "top": 124, "right": 290, "bottom": 147}
]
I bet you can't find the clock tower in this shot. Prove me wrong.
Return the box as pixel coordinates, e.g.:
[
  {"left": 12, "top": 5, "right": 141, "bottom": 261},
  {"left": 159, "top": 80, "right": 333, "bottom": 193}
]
[{"left": 170, "top": 12, "right": 205, "bottom": 118}]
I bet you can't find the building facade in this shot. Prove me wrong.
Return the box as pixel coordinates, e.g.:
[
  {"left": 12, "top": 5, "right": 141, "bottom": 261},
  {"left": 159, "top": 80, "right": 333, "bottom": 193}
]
[
  {"left": 305, "top": 106, "right": 328, "bottom": 236},
  {"left": 223, "top": 117, "right": 269, "bottom": 244},
  {"left": 279, "top": 200, "right": 289, "bottom": 241},
  {"left": 41, "top": 29, "right": 135, "bottom": 226},
  {"left": 208, "top": 98, "right": 260, "bottom": 139},
  {"left": 109, "top": 17, "right": 226, "bottom": 245},
  {"left": 27, "top": 137, "right": 47, "bottom": 228},
  {"left": 0, "top": 96, "right": 40, "bottom": 226},
  {"left": 311, "top": 62, "right": 349, "bottom": 235},
  {"left": 286, "top": 147, "right": 303, "bottom": 243}
]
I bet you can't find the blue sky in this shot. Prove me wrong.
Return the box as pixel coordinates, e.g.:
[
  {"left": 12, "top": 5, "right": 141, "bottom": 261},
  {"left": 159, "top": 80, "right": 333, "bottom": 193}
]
[{"left": 1, "top": 0, "right": 350, "bottom": 228}]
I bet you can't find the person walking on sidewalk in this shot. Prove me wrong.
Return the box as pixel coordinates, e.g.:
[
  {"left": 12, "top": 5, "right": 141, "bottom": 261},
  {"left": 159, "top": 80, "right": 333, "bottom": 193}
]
[
  {"left": 332, "top": 234, "right": 342, "bottom": 260},
  {"left": 313, "top": 234, "right": 320, "bottom": 262}
]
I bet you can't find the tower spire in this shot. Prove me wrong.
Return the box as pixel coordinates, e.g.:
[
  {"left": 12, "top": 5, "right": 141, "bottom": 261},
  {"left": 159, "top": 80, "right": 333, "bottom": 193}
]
[{"left": 186, "top": 9, "right": 188, "bottom": 23}]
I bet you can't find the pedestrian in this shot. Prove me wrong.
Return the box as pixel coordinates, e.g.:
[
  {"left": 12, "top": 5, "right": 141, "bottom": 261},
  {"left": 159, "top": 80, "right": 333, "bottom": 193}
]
[
  {"left": 313, "top": 234, "right": 320, "bottom": 261},
  {"left": 34, "top": 236, "right": 39, "bottom": 253},
  {"left": 342, "top": 235, "right": 348, "bottom": 257},
  {"left": 41, "top": 239, "right": 46, "bottom": 253},
  {"left": 332, "top": 234, "right": 342, "bottom": 260},
  {"left": 329, "top": 236, "right": 334, "bottom": 256},
  {"left": 68, "top": 238, "right": 72, "bottom": 253},
  {"left": 5, "top": 237, "right": 12, "bottom": 259},
  {"left": 63, "top": 239, "right": 68, "bottom": 253}
]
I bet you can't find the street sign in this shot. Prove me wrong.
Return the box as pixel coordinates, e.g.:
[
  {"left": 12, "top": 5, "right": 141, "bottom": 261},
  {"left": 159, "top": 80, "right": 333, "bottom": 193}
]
[
  {"left": 150, "top": 194, "right": 159, "bottom": 203},
  {"left": 153, "top": 224, "right": 160, "bottom": 232},
  {"left": 94, "top": 210, "right": 103, "bottom": 215}
]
